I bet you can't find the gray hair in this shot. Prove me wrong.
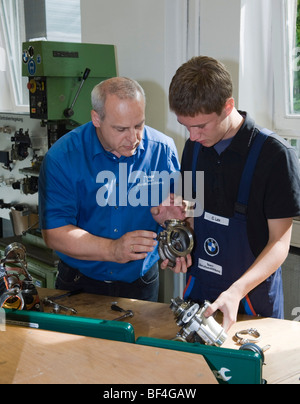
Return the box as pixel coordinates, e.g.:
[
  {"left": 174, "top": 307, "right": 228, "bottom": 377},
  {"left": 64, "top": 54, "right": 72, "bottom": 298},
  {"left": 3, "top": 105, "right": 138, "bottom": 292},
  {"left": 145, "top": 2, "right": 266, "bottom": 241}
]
[{"left": 91, "top": 77, "right": 146, "bottom": 120}]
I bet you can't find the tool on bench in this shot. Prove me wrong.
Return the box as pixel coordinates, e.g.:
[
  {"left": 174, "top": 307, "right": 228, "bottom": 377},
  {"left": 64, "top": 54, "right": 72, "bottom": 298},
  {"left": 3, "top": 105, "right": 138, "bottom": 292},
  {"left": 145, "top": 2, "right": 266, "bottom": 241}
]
[
  {"left": 42, "top": 290, "right": 82, "bottom": 315},
  {"left": 42, "top": 297, "right": 77, "bottom": 315},
  {"left": 111, "top": 303, "right": 134, "bottom": 321},
  {"left": 47, "top": 289, "right": 83, "bottom": 301}
]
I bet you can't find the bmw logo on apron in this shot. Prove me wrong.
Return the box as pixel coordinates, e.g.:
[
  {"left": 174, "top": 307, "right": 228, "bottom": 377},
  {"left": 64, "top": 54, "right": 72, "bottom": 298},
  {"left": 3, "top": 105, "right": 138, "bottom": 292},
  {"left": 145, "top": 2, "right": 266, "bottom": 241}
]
[{"left": 204, "top": 238, "right": 220, "bottom": 257}]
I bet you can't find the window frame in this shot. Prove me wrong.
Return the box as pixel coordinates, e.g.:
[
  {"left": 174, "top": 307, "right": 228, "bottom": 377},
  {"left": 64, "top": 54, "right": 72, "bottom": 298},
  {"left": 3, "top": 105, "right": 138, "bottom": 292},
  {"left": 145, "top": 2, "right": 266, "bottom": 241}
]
[
  {"left": 273, "top": 0, "right": 300, "bottom": 138},
  {"left": 0, "top": 0, "right": 29, "bottom": 113},
  {"left": 0, "top": 0, "right": 82, "bottom": 114}
]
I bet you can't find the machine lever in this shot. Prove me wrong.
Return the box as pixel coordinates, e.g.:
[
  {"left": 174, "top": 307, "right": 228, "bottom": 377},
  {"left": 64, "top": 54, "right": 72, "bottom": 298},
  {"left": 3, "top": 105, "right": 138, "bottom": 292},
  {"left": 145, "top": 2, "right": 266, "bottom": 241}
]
[{"left": 64, "top": 68, "right": 91, "bottom": 118}]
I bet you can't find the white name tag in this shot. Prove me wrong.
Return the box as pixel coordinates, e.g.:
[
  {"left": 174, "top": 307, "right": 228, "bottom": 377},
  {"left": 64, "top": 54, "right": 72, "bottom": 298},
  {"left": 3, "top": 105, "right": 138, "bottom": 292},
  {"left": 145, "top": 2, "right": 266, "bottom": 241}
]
[
  {"left": 198, "top": 258, "right": 223, "bottom": 276},
  {"left": 204, "top": 212, "right": 229, "bottom": 227}
]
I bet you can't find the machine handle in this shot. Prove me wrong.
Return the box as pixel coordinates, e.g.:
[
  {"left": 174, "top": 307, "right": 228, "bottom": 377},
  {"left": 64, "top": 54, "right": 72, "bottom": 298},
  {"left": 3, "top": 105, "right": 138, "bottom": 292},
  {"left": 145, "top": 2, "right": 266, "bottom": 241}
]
[
  {"left": 82, "top": 68, "right": 91, "bottom": 81},
  {"left": 64, "top": 68, "right": 91, "bottom": 118}
]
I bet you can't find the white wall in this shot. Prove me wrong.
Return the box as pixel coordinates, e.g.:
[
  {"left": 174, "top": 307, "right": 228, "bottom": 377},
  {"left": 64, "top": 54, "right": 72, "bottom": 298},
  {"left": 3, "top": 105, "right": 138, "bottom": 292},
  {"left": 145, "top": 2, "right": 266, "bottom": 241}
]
[
  {"left": 199, "top": 0, "right": 241, "bottom": 105},
  {"left": 81, "top": 0, "right": 188, "bottom": 154},
  {"left": 81, "top": 0, "right": 243, "bottom": 156}
]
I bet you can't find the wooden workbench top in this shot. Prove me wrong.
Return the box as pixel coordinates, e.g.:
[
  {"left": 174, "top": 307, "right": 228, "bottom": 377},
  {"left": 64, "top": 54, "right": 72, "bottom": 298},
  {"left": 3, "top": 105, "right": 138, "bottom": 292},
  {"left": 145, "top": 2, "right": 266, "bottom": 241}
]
[
  {"left": 1, "top": 288, "right": 300, "bottom": 384},
  {"left": 0, "top": 325, "right": 216, "bottom": 384},
  {"left": 38, "top": 288, "right": 180, "bottom": 340}
]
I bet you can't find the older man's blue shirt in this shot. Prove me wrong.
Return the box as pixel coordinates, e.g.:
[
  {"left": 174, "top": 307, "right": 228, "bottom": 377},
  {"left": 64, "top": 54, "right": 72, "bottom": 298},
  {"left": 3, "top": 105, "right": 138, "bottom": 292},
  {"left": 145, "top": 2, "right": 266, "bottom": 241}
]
[{"left": 39, "top": 122, "right": 180, "bottom": 282}]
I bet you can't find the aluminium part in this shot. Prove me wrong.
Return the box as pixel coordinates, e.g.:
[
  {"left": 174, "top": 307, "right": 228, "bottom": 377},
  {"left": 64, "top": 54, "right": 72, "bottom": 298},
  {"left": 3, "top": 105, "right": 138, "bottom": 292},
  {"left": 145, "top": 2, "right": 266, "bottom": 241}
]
[
  {"left": 157, "top": 220, "right": 194, "bottom": 268},
  {"left": 170, "top": 297, "right": 227, "bottom": 347},
  {"left": 234, "top": 328, "right": 262, "bottom": 345},
  {"left": 0, "top": 243, "right": 41, "bottom": 311}
]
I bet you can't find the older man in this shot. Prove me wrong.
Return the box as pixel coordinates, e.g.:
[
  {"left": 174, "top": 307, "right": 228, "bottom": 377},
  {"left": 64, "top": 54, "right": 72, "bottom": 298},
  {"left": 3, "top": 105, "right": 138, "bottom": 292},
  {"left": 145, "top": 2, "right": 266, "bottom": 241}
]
[{"left": 39, "top": 77, "right": 181, "bottom": 301}]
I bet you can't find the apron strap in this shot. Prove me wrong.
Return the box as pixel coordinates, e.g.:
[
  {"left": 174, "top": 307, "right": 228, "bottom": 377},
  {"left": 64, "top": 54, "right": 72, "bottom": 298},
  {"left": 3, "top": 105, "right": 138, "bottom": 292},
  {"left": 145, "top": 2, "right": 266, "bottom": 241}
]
[
  {"left": 192, "top": 141, "right": 201, "bottom": 196},
  {"left": 235, "top": 128, "right": 273, "bottom": 214},
  {"left": 192, "top": 128, "right": 273, "bottom": 213}
]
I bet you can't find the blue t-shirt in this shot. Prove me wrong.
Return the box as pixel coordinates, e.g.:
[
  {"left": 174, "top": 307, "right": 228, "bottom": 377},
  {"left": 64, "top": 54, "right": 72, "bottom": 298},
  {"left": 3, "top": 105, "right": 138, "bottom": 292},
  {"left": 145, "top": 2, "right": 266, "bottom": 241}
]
[{"left": 38, "top": 122, "right": 180, "bottom": 282}]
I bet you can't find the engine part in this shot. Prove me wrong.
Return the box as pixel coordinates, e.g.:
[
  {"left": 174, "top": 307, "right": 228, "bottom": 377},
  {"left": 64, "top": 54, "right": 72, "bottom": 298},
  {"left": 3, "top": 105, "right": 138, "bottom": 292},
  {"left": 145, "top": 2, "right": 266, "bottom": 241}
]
[
  {"left": 157, "top": 220, "right": 194, "bottom": 267},
  {"left": 11, "top": 129, "right": 32, "bottom": 161},
  {"left": 0, "top": 243, "right": 41, "bottom": 311},
  {"left": 170, "top": 297, "right": 227, "bottom": 347}
]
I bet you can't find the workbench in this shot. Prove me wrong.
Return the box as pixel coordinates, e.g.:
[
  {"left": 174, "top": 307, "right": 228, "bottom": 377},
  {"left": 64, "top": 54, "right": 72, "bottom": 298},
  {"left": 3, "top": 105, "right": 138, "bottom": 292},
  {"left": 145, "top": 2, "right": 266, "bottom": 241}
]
[{"left": 1, "top": 288, "right": 299, "bottom": 384}]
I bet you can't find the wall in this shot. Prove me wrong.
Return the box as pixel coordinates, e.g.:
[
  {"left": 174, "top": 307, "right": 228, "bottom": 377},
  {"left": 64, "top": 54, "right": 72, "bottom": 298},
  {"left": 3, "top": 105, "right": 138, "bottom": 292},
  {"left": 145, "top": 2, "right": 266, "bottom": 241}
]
[
  {"left": 81, "top": 0, "right": 242, "bottom": 156},
  {"left": 199, "top": 0, "right": 241, "bottom": 105},
  {"left": 81, "top": 0, "right": 185, "bottom": 155}
]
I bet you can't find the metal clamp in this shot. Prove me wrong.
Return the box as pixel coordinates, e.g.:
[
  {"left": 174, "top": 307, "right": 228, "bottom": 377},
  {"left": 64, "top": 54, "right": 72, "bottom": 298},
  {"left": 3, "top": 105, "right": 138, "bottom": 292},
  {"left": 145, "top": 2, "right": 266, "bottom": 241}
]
[{"left": 234, "top": 328, "right": 261, "bottom": 345}]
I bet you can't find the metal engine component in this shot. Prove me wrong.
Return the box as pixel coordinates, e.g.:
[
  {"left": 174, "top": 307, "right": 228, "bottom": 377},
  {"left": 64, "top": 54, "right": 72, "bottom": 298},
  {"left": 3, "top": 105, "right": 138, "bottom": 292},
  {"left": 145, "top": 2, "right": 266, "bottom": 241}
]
[
  {"left": 157, "top": 220, "right": 194, "bottom": 267},
  {"left": 0, "top": 243, "right": 41, "bottom": 311},
  {"left": 170, "top": 297, "right": 227, "bottom": 347}
]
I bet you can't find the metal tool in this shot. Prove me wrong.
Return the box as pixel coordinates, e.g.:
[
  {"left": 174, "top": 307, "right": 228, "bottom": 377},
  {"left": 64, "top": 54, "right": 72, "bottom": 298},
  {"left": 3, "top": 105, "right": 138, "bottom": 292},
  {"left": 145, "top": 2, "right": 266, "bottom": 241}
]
[
  {"left": 48, "top": 289, "right": 83, "bottom": 301},
  {"left": 111, "top": 303, "right": 134, "bottom": 321},
  {"left": 42, "top": 297, "right": 77, "bottom": 315}
]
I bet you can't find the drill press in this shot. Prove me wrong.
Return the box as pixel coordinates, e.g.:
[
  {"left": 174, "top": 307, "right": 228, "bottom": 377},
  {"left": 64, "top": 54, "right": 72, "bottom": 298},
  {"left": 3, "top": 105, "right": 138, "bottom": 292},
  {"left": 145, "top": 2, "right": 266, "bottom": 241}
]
[{"left": 22, "top": 40, "right": 117, "bottom": 148}]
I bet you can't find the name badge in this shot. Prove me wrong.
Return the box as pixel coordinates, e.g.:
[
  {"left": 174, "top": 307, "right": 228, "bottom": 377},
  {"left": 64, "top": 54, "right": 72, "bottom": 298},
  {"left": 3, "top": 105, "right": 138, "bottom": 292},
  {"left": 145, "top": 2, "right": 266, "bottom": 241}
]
[
  {"left": 204, "top": 212, "right": 229, "bottom": 227},
  {"left": 198, "top": 259, "right": 223, "bottom": 276}
]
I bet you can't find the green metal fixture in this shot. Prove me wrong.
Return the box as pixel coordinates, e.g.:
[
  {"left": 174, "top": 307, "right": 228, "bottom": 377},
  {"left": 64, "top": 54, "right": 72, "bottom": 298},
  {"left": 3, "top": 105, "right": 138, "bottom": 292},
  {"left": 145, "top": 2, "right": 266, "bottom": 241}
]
[{"left": 22, "top": 41, "right": 117, "bottom": 146}]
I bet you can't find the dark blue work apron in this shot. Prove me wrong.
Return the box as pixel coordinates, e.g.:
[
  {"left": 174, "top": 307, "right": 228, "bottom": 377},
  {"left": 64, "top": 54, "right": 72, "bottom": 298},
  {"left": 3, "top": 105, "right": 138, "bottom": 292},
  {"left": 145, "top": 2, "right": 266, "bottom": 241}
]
[{"left": 184, "top": 129, "right": 284, "bottom": 318}]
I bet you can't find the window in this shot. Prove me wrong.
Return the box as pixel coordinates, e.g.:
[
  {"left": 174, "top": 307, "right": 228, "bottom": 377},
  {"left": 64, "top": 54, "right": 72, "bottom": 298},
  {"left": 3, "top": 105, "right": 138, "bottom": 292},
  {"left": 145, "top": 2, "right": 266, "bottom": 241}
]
[
  {"left": 273, "top": 0, "right": 300, "bottom": 137},
  {"left": 287, "top": 0, "right": 300, "bottom": 115},
  {"left": 293, "top": 0, "right": 300, "bottom": 113},
  {"left": 0, "top": 0, "right": 81, "bottom": 113},
  {"left": 0, "top": 0, "right": 28, "bottom": 111}
]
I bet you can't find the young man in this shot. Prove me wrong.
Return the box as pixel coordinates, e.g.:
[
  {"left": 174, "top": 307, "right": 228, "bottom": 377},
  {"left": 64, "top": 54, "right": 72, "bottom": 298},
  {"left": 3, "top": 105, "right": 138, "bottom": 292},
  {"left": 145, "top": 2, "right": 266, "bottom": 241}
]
[
  {"left": 167, "top": 56, "right": 300, "bottom": 331},
  {"left": 39, "top": 77, "right": 182, "bottom": 301}
]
